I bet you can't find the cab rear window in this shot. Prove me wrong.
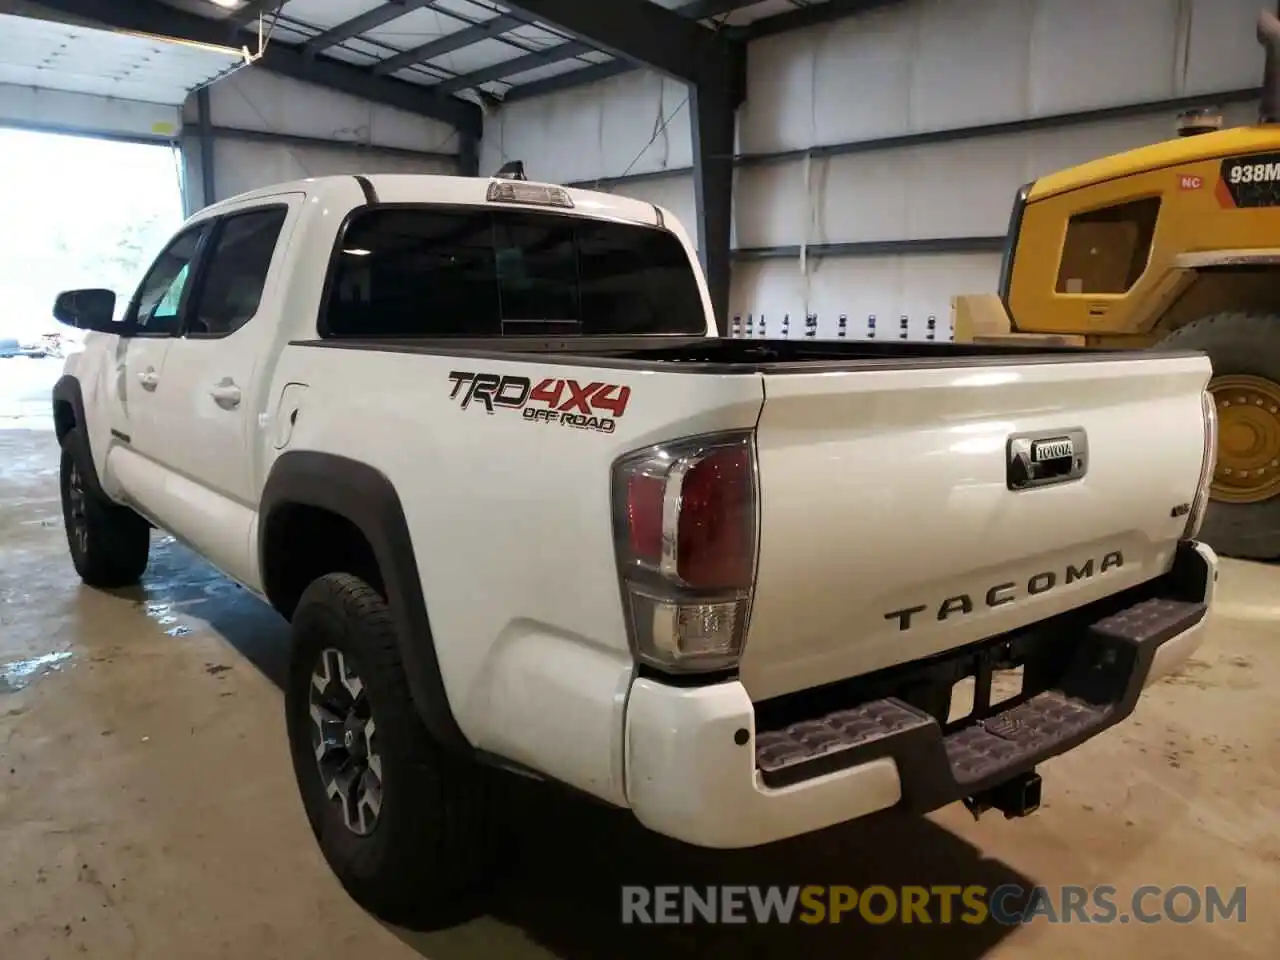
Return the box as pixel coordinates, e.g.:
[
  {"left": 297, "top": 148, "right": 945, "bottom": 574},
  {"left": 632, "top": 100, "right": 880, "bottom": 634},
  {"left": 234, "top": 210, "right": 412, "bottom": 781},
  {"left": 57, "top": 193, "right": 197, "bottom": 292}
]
[{"left": 322, "top": 206, "right": 706, "bottom": 338}]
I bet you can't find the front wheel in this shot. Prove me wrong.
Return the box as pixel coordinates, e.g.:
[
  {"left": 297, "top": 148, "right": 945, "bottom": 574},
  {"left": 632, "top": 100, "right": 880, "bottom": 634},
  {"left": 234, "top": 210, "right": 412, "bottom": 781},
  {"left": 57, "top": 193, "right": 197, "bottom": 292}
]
[
  {"left": 59, "top": 429, "right": 151, "bottom": 587},
  {"left": 285, "top": 573, "right": 505, "bottom": 929},
  {"left": 1160, "top": 311, "right": 1280, "bottom": 559}
]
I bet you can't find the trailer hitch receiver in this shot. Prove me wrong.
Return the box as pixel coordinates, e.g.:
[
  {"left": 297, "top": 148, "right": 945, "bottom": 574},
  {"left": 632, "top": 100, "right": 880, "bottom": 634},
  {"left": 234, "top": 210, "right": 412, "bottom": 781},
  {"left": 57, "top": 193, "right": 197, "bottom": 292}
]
[{"left": 964, "top": 770, "right": 1043, "bottom": 820}]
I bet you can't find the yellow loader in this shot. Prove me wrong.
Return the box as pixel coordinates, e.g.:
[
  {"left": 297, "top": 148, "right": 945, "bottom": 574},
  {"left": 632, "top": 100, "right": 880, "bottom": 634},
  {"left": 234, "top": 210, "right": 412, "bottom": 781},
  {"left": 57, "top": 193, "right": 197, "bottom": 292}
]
[{"left": 955, "top": 8, "right": 1280, "bottom": 559}]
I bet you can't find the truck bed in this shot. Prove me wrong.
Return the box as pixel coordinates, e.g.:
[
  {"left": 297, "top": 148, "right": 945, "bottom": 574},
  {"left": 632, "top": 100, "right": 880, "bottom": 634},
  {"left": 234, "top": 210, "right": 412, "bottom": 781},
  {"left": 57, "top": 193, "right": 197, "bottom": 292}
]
[
  {"left": 281, "top": 330, "right": 1212, "bottom": 707},
  {"left": 292, "top": 335, "right": 1199, "bottom": 373}
]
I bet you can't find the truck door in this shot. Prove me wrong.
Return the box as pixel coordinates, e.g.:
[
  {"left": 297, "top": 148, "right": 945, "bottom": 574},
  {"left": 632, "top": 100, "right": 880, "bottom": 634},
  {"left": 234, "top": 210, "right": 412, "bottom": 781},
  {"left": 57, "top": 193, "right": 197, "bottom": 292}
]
[
  {"left": 142, "top": 197, "right": 297, "bottom": 584},
  {"left": 104, "top": 223, "right": 209, "bottom": 504}
]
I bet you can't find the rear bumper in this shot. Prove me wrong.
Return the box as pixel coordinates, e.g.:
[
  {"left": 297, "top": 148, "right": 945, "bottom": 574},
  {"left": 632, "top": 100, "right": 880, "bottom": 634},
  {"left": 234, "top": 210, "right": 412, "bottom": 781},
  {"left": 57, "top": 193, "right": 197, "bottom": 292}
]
[{"left": 623, "top": 541, "right": 1216, "bottom": 849}]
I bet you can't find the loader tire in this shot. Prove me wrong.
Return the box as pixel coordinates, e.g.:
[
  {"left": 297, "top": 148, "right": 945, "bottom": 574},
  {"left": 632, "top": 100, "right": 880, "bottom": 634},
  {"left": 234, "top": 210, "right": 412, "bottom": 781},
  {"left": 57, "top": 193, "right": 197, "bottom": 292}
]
[{"left": 1160, "top": 311, "right": 1280, "bottom": 560}]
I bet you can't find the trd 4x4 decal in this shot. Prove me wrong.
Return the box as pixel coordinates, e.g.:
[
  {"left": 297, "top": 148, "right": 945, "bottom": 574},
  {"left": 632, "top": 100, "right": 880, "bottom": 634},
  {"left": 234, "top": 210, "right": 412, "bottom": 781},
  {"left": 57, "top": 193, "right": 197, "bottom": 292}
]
[{"left": 448, "top": 371, "right": 631, "bottom": 434}]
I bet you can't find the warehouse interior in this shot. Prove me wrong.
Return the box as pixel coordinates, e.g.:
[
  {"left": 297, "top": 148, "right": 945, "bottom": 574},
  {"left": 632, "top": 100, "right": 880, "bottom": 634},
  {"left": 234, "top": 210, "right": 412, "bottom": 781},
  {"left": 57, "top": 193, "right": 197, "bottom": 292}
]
[{"left": 1, "top": 0, "right": 1279, "bottom": 957}]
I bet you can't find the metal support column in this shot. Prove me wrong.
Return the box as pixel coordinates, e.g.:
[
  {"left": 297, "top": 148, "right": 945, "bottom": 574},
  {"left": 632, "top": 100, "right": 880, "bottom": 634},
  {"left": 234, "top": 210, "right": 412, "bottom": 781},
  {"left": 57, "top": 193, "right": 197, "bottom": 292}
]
[
  {"left": 196, "top": 86, "right": 216, "bottom": 210},
  {"left": 691, "top": 47, "right": 745, "bottom": 333},
  {"left": 458, "top": 131, "right": 481, "bottom": 177}
]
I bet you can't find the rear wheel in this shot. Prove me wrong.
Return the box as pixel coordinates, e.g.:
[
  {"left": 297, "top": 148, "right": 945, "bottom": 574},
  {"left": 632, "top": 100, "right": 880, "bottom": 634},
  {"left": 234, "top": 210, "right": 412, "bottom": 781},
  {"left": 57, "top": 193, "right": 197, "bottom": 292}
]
[
  {"left": 285, "top": 573, "right": 504, "bottom": 929},
  {"left": 1160, "top": 312, "right": 1280, "bottom": 559}
]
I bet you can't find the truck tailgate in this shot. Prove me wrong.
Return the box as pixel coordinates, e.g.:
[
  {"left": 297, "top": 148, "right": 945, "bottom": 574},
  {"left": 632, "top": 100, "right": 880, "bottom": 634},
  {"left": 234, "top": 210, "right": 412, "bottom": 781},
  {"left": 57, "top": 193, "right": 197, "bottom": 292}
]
[{"left": 741, "top": 354, "right": 1212, "bottom": 702}]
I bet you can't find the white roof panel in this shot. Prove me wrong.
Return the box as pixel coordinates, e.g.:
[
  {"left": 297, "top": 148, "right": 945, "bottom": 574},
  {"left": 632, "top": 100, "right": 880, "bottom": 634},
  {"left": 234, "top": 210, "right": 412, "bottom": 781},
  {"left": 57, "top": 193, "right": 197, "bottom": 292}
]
[
  {"left": 259, "top": 22, "right": 315, "bottom": 45},
  {"left": 271, "top": 0, "right": 385, "bottom": 32},
  {"left": 431, "top": 0, "right": 508, "bottom": 22},
  {"left": 500, "top": 57, "right": 599, "bottom": 88},
  {"left": 323, "top": 44, "right": 380, "bottom": 67},
  {"left": 422, "top": 35, "right": 530, "bottom": 74},
  {"left": 359, "top": 5, "right": 471, "bottom": 48},
  {"left": 390, "top": 67, "right": 449, "bottom": 86},
  {"left": 504, "top": 23, "right": 568, "bottom": 47}
]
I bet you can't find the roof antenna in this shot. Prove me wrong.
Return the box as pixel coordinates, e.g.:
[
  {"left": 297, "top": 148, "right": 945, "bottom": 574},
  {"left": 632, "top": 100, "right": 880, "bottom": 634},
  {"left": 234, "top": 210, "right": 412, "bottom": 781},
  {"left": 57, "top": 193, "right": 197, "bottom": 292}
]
[
  {"left": 1258, "top": 7, "right": 1280, "bottom": 123},
  {"left": 494, "top": 161, "right": 527, "bottom": 181}
]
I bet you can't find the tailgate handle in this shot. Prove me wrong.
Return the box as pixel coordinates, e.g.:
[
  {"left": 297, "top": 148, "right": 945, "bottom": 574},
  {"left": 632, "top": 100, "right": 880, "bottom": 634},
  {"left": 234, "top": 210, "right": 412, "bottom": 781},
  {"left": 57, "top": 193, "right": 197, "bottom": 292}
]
[{"left": 1007, "top": 428, "right": 1088, "bottom": 490}]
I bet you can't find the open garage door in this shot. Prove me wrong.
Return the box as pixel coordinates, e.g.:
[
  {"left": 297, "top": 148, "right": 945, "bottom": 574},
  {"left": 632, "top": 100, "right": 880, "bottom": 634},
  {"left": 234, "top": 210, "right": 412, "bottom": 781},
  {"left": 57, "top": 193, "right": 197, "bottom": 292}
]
[
  {"left": 0, "top": 5, "right": 247, "bottom": 426},
  {"left": 0, "top": 128, "right": 187, "bottom": 427},
  {"left": 0, "top": 5, "right": 246, "bottom": 144}
]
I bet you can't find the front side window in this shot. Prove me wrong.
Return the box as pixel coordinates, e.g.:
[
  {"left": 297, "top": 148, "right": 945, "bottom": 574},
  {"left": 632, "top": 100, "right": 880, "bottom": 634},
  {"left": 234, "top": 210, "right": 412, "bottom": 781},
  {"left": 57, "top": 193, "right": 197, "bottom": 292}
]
[
  {"left": 324, "top": 206, "right": 706, "bottom": 338},
  {"left": 187, "top": 207, "right": 288, "bottom": 337},
  {"left": 131, "top": 226, "right": 205, "bottom": 334},
  {"left": 1055, "top": 197, "right": 1161, "bottom": 295}
]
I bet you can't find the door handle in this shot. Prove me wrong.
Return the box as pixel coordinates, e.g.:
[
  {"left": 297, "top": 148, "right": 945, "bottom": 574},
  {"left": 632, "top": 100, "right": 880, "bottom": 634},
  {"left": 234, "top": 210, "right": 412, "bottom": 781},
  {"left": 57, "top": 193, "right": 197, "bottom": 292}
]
[
  {"left": 209, "top": 379, "right": 242, "bottom": 410},
  {"left": 137, "top": 368, "right": 159, "bottom": 392}
]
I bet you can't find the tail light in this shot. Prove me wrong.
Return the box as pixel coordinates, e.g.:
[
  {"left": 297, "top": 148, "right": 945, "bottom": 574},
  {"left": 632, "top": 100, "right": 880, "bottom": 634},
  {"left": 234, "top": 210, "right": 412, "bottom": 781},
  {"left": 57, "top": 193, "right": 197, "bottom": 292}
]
[
  {"left": 611, "top": 431, "right": 758, "bottom": 674},
  {"left": 1184, "top": 390, "right": 1218, "bottom": 540}
]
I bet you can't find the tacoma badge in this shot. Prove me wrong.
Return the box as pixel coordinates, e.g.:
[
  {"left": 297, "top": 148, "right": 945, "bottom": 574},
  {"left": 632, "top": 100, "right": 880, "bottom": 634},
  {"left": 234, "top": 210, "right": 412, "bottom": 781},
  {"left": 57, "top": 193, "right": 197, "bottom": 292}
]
[{"left": 883, "top": 550, "right": 1124, "bottom": 631}]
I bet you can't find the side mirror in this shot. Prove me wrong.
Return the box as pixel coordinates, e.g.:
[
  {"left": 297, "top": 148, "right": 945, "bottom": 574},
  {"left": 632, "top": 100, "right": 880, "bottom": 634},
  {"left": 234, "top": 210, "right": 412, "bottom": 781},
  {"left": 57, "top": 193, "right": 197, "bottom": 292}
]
[{"left": 53, "top": 289, "right": 118, "bottom": 332}]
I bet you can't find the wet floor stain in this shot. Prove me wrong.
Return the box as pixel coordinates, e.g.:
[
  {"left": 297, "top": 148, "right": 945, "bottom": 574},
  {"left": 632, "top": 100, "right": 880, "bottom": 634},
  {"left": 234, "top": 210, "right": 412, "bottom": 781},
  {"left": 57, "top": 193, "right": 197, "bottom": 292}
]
[
  {"left": 137, "top": 600, "right": 197, "bottom": 638},
  {"left": 0, "top": 650, "right": 72, "bottom": 694}
]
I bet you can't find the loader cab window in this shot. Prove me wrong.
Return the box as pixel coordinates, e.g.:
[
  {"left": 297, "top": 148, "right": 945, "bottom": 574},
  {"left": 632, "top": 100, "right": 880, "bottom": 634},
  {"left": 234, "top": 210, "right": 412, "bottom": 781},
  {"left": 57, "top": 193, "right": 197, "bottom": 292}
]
[
  {"left": 1055, "top": 197, "right": 1161, "bottom": 295},
  {"left": 322, "top": 205, "right": 706, "bottom": 338}
]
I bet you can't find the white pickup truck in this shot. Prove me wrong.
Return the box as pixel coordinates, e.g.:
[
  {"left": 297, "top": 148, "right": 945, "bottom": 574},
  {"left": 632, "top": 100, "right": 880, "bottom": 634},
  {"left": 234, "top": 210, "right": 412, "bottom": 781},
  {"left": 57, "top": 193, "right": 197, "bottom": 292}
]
[{"left": 51, "top": 172, "right": 1218, "bottom": 927}]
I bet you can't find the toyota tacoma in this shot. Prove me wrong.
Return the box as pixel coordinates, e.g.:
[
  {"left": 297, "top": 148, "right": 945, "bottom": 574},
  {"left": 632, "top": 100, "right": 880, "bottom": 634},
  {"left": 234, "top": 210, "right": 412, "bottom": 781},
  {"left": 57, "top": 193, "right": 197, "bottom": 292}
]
[{"left": 49, "top": 172, "right": 1219, "bottom": 927}]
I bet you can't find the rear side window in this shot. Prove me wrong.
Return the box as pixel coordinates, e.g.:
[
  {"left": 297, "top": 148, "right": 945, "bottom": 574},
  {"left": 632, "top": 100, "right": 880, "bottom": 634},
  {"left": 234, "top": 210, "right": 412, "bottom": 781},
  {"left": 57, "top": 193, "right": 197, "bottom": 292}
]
[
  {"left": 323, "top": 206, "right": 705, "bottom": 338},
  {"left": 328, "top": 209, "right": 500, "bottom": 337},
  {"left": 188, "top": 207, "right": 288, "bottom": 337}
]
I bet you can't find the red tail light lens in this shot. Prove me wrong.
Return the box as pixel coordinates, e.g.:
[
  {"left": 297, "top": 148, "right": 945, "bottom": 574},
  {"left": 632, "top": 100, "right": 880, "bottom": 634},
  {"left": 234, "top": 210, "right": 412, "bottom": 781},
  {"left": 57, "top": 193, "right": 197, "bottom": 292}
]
[
  {"left": 612, "top": 432, "right": 758, "bottom": 673},
  {"left": 676, "top": 445, "right": 755, "bottom": 589},
  {"left": 626, "top": 472, "right": 666, "bottom": 565}
]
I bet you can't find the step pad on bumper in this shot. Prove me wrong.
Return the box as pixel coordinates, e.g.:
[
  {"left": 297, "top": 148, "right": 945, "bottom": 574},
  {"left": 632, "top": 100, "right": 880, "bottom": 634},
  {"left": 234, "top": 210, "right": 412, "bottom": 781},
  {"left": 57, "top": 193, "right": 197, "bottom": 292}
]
[
  {"left": 754, "top": 595, "right": 1206, "bottom": 807},
  {"left": 756, "top": 699, "right": 934, "bottom": 782},
  {"left": 944, "top": 691, "right": 1105, "bottom": 784},
  {"left": 1090, "top": 597, "right": 1203, "bottom": 644}
]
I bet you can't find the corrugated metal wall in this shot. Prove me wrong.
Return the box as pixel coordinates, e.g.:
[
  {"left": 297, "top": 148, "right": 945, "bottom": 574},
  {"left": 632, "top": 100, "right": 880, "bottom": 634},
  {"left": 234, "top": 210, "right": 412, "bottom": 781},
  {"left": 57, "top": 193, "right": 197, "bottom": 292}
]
[
  {"left": 181, "top": 67, "right": 460, "bottom": 212},
  {"left": 480, "top": 0, "right": 1267, "bottom": 338}
]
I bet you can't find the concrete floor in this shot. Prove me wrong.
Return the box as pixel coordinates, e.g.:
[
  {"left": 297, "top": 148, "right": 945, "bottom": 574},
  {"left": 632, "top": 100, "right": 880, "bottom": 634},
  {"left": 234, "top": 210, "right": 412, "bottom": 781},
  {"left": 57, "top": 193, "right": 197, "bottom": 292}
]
[{"left": 1, "top": 359, "right": 1278, "bottom": 959}]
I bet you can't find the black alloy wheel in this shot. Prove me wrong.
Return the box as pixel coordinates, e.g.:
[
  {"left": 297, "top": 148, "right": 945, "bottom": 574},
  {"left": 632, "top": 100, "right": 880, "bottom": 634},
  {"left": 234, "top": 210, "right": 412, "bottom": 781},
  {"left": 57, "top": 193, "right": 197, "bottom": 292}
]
[{"left": 309, "top": 647, "right": 384, "bottom": 837}]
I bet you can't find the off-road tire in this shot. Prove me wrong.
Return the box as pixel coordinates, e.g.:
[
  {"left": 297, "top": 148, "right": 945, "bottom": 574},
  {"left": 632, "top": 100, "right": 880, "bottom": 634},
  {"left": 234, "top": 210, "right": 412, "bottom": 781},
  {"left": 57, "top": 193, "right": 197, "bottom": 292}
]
[
  {"left": 1160, "top": 311, "right": 1280, "bottom": 560},
  {"left": 285, "top": 573, "right": 504, "bottom": 929},
  {"left": 59, "top": 428, "right": 151, "bottom": 587}
]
